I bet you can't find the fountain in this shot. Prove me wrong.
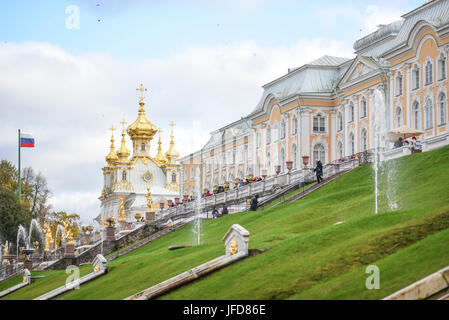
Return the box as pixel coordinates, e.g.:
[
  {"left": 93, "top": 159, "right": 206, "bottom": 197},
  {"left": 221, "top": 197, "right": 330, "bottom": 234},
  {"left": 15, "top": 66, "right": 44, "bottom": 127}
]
[
  {"left": 15, "top": 219, "right": 44, "bottom": 270},
  {"left": 54, "top": 224, "right": 65, "bottom": 249},
  {"left": 372, "top": 88, "right": 398, "bottom": 214},
  {"left": 193, "top": 167, "right": 202, "bottom": 246}
]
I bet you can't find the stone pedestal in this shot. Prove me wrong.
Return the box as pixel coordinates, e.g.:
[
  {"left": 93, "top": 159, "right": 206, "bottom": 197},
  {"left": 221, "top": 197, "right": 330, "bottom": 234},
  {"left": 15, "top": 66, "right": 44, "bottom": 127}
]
[
  {"left": 65, "top": 243, "right": 75, "bottom": 258},
  {"left": 24, "top": 260, "right": 33, "bottom": 271},
  {"left": 105, "top": 226, "right": 116, "bottom": 242},
  {"left": 145, "top": 211, "right": 155, "bottom": 224}
]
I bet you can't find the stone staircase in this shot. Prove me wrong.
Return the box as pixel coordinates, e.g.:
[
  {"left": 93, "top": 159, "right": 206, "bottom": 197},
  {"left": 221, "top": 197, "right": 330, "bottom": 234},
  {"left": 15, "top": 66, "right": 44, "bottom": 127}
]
[{"left": 107, "top": 221, "right": 190, "bottom": 262}]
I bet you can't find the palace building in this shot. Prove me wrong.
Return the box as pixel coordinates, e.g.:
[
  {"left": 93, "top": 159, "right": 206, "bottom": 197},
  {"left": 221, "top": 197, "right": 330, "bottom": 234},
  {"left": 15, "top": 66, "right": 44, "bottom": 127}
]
[
  {"left": 180, "top": 0, "right": 449, "bottom": 197},
  {"left": 98, "top": 84, "right": 181, "bottom": 225}
]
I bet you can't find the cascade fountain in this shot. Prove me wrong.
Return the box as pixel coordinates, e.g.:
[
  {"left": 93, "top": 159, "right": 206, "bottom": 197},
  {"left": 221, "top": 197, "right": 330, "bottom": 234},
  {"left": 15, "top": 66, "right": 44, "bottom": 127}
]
[
  {"left": 372, "top": 88, "right": 398, "bottom": 214},
  {"left": 15, "top": 219, "right": 44, "bottom": 270},
  {"left": 193, "top": 167, "right": 202, "bottom": 245},
  {"left": 54, "top": 224, "right": 65, "bottom": 249}
]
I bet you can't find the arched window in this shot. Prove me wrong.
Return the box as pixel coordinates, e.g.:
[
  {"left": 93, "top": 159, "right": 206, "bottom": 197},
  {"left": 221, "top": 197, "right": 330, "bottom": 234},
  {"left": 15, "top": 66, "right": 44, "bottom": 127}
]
[
  {"left": 413, "top": 102, "right": 421, "bottom": 130},
  {"left": 141, "top": 142, "right": 146, "bottom": 151},
  {"left": 438, "top": 93, "right": 447, "bottom": 125},
  {"left": 425, "top": 98, "right": 433, "bottom": 130},
  {"left": 349, "top": 132, "right": 355, "bottom": 155},
  {"left": 361, "top": 98, "right": 367, "bottom": 118},
  {"left": 256, "top": 156, "right": 261, "bottom": 176},
  {"left": 337, "top": 112, "right": 343, "bottom": 131},
  {"left": 291, "top": 144, "right": 297, "bottom": 169},
  {"left": 191, "top": 166, "right": 195, "bottom": 179},
  {"left": 361, "top": 129, "right": 367, "bottom": 152},
  {"left": 337, "top": 141, "right": 343, "bottom": 159},
  {"left": 280, "top": 148, "right": 285, "bottom": 172},
  {"left": 313, "top": 144, "right": 326, "bottom": 164},
  {"left": 313, "top": 114, "right": 326, "bottom": 133},
  {"left": 396, "top": 106, "right": 403, "bottom": 128},
  {"left": 122, "top": 171, "right": 127, "bottom": 181},
  {"left": 292, "top": 116, "right": 298, "bottom": 135},
  {"left": 438, "top": 54, "right": 447, "bottom": 81},
  {"left": 266, "top": 125, "right": 271, "bottom": 144},
  {"left": 425, "top": 60, "right": 433, "bottom": 85},
  {"left": 172, "top": 172, "right": 177, "bottom": 183}
]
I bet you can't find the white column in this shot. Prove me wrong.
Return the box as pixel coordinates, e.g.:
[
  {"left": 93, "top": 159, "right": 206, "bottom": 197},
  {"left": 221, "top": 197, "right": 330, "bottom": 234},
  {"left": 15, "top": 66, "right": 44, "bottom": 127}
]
[
  {"left": 330, "top": 109, "right": 337, "bottom": 162},
  {"left": 299, "top": 107, "right": 311, "bottom": 167},
  {"left": 405, "top": 63, "right": 411, "bottom": 127}
]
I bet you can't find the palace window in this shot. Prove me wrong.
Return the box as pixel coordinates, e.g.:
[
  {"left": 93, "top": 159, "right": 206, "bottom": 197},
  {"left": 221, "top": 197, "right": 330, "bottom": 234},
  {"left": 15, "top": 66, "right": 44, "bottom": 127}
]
[
  {"left": 360, "top": 98, "right": 367, "bottom": 118},
  {"left": 273, "top": 123, "right": 279, "bottom": 141},
  {"left": 425, "top": 98, "right": 433, "bottom": 130},
  {"left": 313, "top": 114, "right": 326, "bottom": 133},
  {"left": 361, "top": 129, "right": 367, "bottom": 152},
  {"left": 141, "top": 142, "right": 146, "bottom": 151},
  {"left": 412, "top": 65, "right": 420, "bottom": 90},
  {"left": 313, "top": 144, "right": 326, "bottom": 164},
  {"left": 349, "top": 103, "right": 355, "bottom": 122},
  {"left": 395, "top": 73, "right": 403, "bottom": 96},
  {"left": 280, "top": 120, "right": 286, "bottom": 139},
  {"left": 191, "top": 166, "right": 195, "bottom": 179},
  {"left": 280, "top": 148, "right": 285, "bottom": 172},
  {"left": 256, "top": 132, "right": 261, "bottom": 148},
  {"left": 292, "top": 144, "right": 297, "bottom": 169},
  {"left": 172, "top": 172, "right": 177, "bottom": 183},
  {"left": 266, "top": 125, "right": 271, "bottom": 144},
  {"left": 349, "top": 133, "right": 355, "bottom": 155},
  {"left": 396, "top": 106, "right": 403, "bottom": 128},
  {"left": 266, "top": 152, "right": 271, "bottom": 175},
  {"left": 438, "top": 54, "right": 447, "bottom": 81},
  {"left": 425, "top": 60, "right": 433, "bottom": 85},
  {"left": 122, "top": 171, "right": 127, "bottom": 181},
  {"left": 184, "top": 169, "right": 188, "bottom": 182},
  {"left": 337, "top": 141, "right": 343, "bottom": 159},
  {"left": 337, "top": 112, "right": 343, "bottom": 132},
  {"left": 413, "top": 101, "right": 421, "bottom": 130},
  {"left": 439, "top": 93, "right": 447, "bottom": 125},
  {"left": 292, "top": 116, "right": 298, "bottom": 135}
]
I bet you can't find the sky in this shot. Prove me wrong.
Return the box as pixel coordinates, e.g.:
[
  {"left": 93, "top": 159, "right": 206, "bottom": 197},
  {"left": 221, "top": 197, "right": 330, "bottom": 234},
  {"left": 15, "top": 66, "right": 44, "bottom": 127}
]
[{"left": 0, "top": 0, "right": 424, "bottom": 224}]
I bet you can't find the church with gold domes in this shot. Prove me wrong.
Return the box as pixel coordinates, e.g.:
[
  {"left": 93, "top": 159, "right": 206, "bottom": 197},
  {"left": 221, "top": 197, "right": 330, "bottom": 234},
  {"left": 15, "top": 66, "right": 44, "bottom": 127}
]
[{"left": 98, "top": 84, "right": 181, "bottom": 226}]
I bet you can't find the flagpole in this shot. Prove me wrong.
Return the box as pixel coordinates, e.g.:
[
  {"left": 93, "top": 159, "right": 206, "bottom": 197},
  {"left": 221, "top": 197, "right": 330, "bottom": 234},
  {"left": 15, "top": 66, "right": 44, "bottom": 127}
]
[{"left": 18, "top": 129, "right": 21, "bottom": 203}]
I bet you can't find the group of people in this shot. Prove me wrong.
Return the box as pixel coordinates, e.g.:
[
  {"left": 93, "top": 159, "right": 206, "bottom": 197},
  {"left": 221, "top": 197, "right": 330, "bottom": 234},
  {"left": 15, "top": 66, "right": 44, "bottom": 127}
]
[
  {"left": 394, "top": 136, "right": 421, "bottom": 152},
  {"left": 204, "top": 176, "right": 265, "bottom": 197},
  {"left": 211, "top": 205, "right": 229, "bottom": 219}
]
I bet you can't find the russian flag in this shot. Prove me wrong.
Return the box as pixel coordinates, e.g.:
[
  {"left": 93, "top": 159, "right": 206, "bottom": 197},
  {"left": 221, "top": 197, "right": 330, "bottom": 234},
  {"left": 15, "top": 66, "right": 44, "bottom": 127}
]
[{"left": 20, "top": 134, "right": 35, "bottom": 148}]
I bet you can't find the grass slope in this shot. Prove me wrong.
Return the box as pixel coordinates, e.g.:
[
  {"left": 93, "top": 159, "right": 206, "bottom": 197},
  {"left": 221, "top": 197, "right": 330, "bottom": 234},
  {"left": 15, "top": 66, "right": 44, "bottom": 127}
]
[{"left": 5, "top": 145, "right": 449, "bottom": 300}]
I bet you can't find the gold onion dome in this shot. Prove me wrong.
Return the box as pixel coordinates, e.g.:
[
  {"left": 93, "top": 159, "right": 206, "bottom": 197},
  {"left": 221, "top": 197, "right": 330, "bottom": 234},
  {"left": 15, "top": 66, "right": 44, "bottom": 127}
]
[
  {"left": 165, "top": 121, "right": 179, "bottom": 164},
  {"left": 117, "top": 119, "right": 130, "bottom": 160},
  {"left": 106, "top": 126, "right": 119, "bottom": 164},
  {"left": 127, "top": 84, "right": 158, "bottom": 141}
]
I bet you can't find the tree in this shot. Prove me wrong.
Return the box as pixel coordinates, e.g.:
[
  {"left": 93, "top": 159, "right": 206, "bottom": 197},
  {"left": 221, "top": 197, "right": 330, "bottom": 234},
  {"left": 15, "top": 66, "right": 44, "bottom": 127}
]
[
  {"left": 46, "top": 211, "right": 81, "bottom": 241},
  {"left": 0, "top": 186, "right": 31, "bottom": 246},
  {"left": 0, "top": 160, "right": 18, "bottom": 192},
  {"left": 22, "top": 167, "right": 52, "bottom": 220}
]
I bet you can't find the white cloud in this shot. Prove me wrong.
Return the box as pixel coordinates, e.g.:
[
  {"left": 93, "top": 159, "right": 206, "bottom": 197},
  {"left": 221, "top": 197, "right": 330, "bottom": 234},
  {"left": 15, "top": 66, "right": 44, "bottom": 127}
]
[{"left": 0, "top": 37, "right": 352, "bottom": 223}]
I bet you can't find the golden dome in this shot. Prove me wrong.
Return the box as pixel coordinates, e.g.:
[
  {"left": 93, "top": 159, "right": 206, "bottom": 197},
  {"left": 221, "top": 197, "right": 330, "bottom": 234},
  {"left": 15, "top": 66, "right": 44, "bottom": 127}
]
[
  {"left": 106, "top": 126, "right": 119, "bottom": 165},
  {"left": 127, "top": 84, "right": 157, "bottom": 141},
  {"left": 117, "top": 119, "right": 130, "bottom": 161}
]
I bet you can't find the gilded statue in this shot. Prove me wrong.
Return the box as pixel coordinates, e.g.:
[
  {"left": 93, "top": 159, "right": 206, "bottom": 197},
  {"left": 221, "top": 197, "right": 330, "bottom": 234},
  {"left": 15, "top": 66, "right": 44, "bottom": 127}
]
[
  {"left": 1, "top": 243, "right": 8, "bottom": 256},
  {"left": 229, "top": 240, "right": 238, "bottom": 256},
  {"left": 118, "top": 200, "right": 126, "bottom": 222},
  {"left": 146, "top": 187, "right": 155, "bottom": 213},
  {"left": 62, "top": 220, "right": 74, "bottom": 246},
  {"left": 44, "top": 225, "right": 53, "bottom": 251}
]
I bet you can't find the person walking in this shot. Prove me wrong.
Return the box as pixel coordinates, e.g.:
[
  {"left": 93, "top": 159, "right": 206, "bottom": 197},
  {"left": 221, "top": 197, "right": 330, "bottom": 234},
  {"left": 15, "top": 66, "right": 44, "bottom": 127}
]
[
  {"left": 313, "top": 160, "right": 323, "bottom": 183},
  {"left": 250, "top": 195, "right": 259, "bottom": 211},
  {"left": 212, "top": 207, "right": 219, "bottom": 219}
]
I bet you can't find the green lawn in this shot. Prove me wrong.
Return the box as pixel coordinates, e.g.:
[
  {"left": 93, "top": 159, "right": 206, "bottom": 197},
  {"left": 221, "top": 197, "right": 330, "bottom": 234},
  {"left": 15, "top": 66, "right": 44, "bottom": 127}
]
[
  {"left": 6, "top": 145, "right": 449, "bottom": 300},
  {"left": 0, "top": 274, "right": 23, "bottom": 292},
  {"left": 0, "top": 265, "right": 91, "bottom": 300}
]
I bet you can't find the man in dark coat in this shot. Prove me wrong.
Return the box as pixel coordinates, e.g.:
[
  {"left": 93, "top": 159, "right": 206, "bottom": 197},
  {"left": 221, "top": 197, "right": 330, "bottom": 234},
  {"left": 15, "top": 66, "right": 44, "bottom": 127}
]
[
  {"left": 313, "top": 160, "right": 323, "bottom": 183},
  {"left": 250, "top": 195, "right": 259, "bottom": 211},
  {"left": 221, "top": 205, "right": 229, "bottom": 216}
]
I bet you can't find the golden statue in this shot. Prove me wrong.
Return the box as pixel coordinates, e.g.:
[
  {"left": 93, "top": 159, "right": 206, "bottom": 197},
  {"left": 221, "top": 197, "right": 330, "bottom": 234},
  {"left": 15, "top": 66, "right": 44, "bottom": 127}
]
[
  {"left": 146, "top": 187, "right": 155, "bottom": 213},
  {"left": 118, "top": 200, "right": 126, "bottom": 222},
  {"left": 229, "top": 240, "right": 238, "bottom": 256},
  {"left": 94, "top": 264, "right": 101, "bottom": 273},
  {"left": 1, "top": 243, "right": 8, "bottom": 256},
  {"left": 44, "top": 225, "right": 53, "bottom": 251},
  {"left": 62, "top": 220, "right": 74, "bottom": 246}
]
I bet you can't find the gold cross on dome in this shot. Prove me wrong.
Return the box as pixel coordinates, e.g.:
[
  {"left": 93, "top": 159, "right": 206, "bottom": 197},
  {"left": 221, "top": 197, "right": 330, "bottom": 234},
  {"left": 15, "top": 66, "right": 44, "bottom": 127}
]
[
  {"left": 120, "top": 119, "right": 127, "bottom": 131},
  {"left": 136, "top": 83, "right": 148, "bottom": 101},
  {"left": 169, "top": 121, "right": 176, "bottom": 129},
  {"left": 109, "top": 125, "right": 116, "bottom": 134}
]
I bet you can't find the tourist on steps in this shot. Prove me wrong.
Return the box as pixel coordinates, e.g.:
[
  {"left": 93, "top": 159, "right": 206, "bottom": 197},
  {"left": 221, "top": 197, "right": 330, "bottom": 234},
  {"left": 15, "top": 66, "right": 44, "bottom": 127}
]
[
  {"left": 313, "top": 160, "right": 323, "bottom": 184},
  {"left": 212, "top": 207, "right": 219, "bottom": 219},
  {"left": 221, "top": 205, "right": 229, "bottom": 216},
  {"left": 250, "top": 194, "right": 259, "bottom": 211}
]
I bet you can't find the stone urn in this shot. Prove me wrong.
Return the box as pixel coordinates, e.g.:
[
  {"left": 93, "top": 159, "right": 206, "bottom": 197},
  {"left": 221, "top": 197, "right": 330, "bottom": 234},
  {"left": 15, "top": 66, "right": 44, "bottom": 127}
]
[
  {"left": 286, "top": 161, "right": 293, "bottom": 172},
  {"left": 302, "top": 155, "right": 309, "bottom": 168},
  {"left": 22, "top": 248, "right": 35, "bottom": 271},
  {"left": 275, "top": 165, "right": 281, "bottom": 175},
  {"left": 134, "top": 213, "right": 142, "bottom": 222}
]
